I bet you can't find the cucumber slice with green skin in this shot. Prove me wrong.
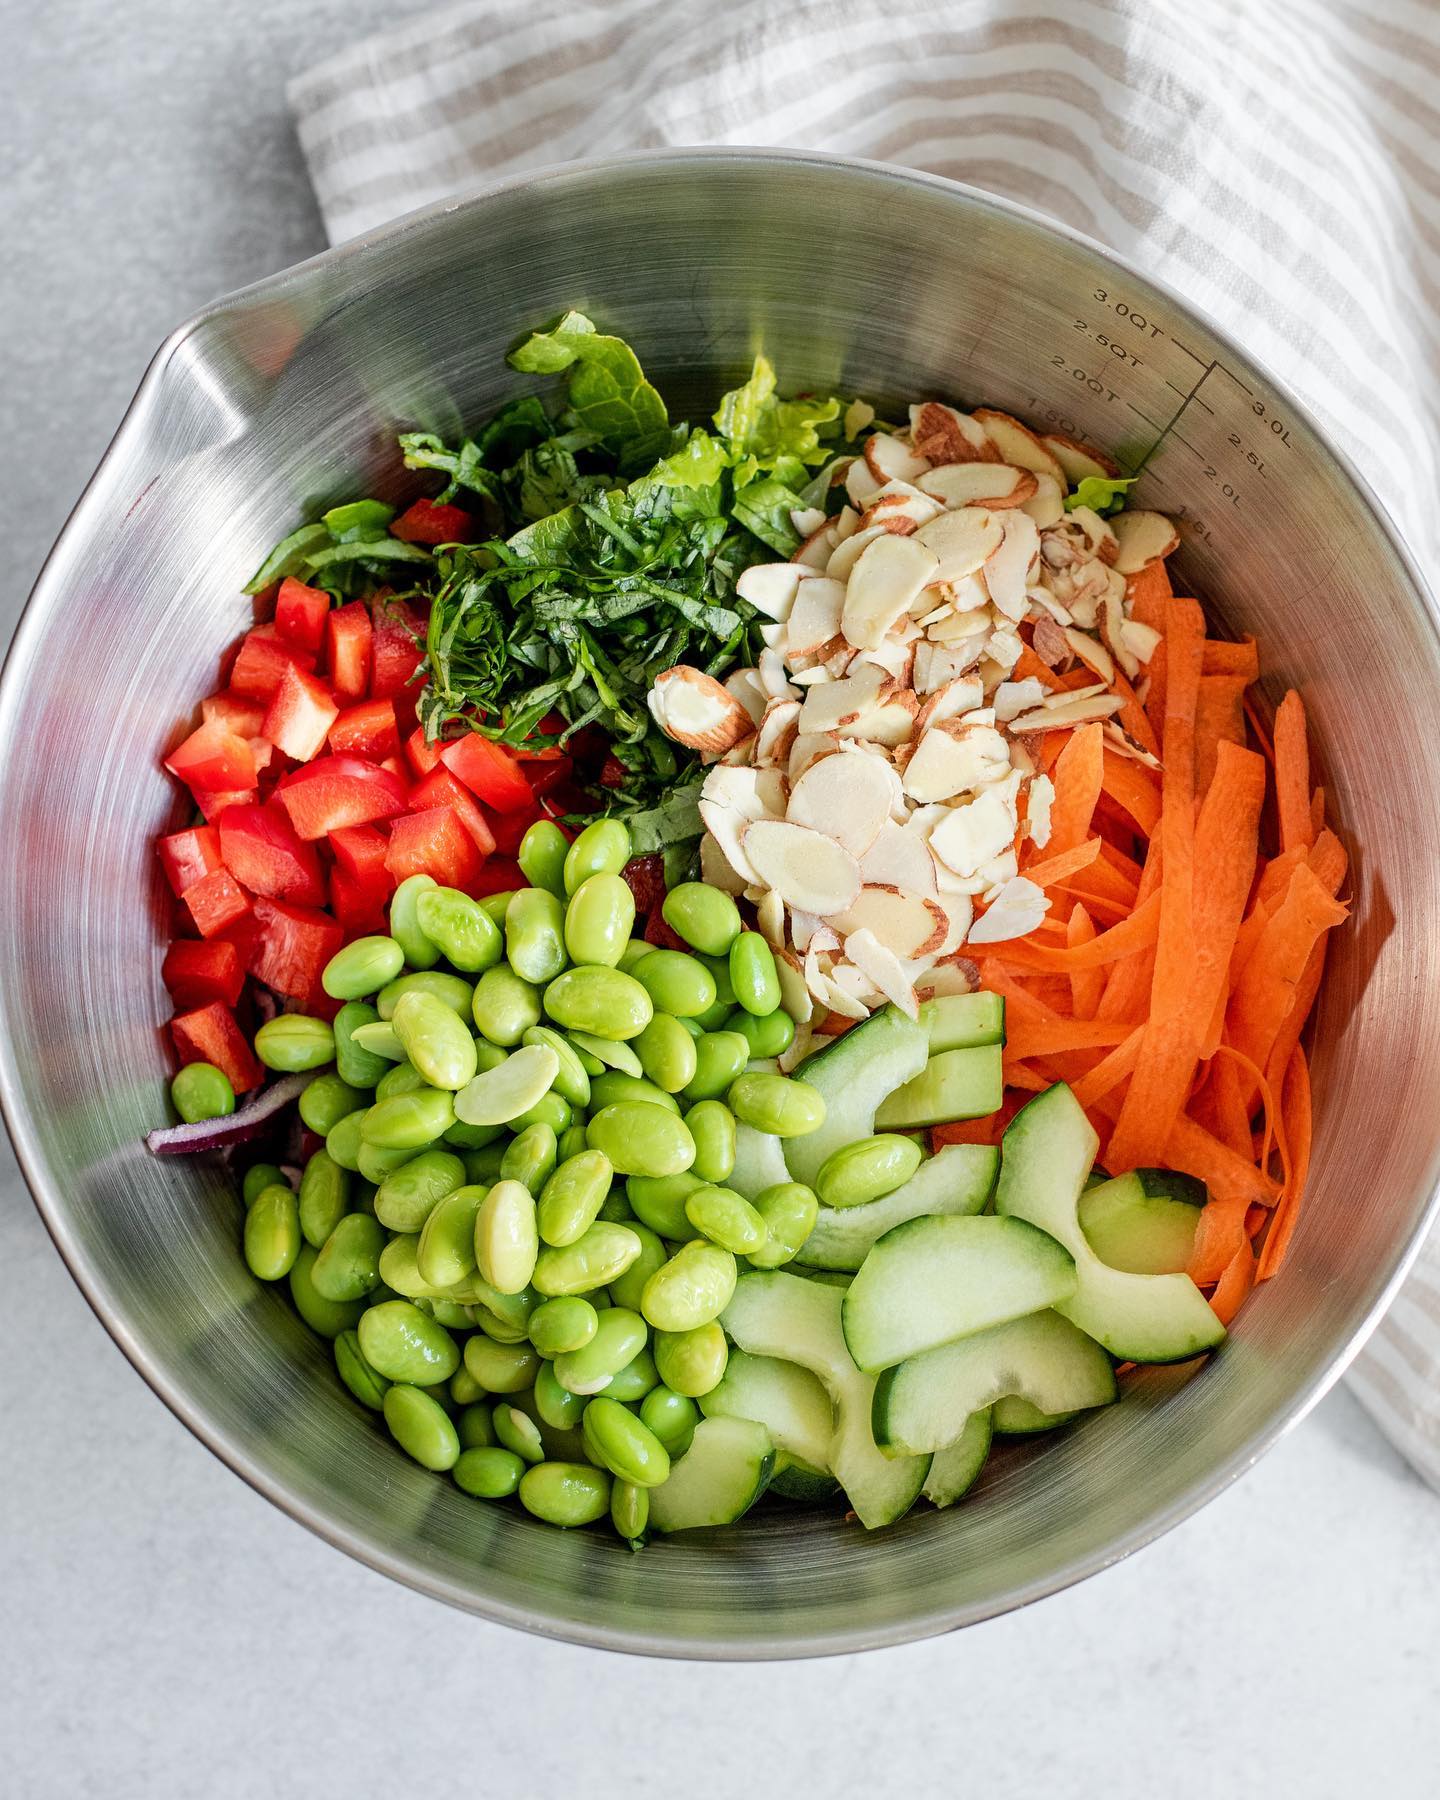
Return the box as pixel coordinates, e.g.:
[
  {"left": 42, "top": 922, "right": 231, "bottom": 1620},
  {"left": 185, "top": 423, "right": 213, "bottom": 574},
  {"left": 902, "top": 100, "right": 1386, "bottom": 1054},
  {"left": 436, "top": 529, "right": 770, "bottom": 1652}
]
[
  {"left": 787, "top": 1006, "right": 930, "bottom": 1187},
  {"left": 922, "top": 1409, "right": 993, "bottom": 1508},
  {"left": 648, "top": 1416, "right": 776, "bottom": 1532},
  {"left": 921, "top": 992, "right": 1006, "bottom": 1052},
  {"left": 992, "top": 1395, "right": 1078, "bottom": 1434},
  {"left": 700, "top": 1348, "right": 835, "bottom": 1473},
  {"left": 769, "top": 1455, "right": 842, "bottom": 1503},
  {"left": 872, "top": 1309, "right": 1118, "bottom": 1453},
  {"left": 797, "top": 1143, "right": 998, "bottom": 1271},
  {"left": 873, "top": 1046, "right": 1005, "bottom": 1130},
  {"left": 842, "top": 1214, "right": 1077, "bottom": 1373},
  {"left": 727, "top": 1122, "right": 792, "bottom": 1202},
  {"left": 996, "top": 1084, "right": 1225, "bottom": 1363},
  {"left": 723, "top": 1272, "right": 929, "bottom": 1529},
  {"left": 1078, "top": 1170, "right": 1204, "bottom": 1275}
]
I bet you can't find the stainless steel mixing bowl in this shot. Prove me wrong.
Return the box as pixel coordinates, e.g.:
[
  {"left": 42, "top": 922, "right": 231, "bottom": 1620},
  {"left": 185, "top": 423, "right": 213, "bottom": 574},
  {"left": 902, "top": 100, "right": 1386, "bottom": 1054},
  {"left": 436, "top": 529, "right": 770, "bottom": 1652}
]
[{"left": 4, "top": 150, "right": 1439, "bottom": 1659}]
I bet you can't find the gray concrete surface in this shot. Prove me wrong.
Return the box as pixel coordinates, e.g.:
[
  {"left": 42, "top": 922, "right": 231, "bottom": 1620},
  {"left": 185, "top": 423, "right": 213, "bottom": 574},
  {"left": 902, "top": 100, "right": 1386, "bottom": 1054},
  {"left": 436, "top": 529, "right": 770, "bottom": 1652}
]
[{"left": 3, "top": 5, "right": 1439, "bottom": 1796}]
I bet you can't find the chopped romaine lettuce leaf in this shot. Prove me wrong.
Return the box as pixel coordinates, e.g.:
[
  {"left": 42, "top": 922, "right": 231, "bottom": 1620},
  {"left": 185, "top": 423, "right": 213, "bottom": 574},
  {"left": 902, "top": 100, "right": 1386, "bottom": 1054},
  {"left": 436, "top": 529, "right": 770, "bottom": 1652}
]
[{"left": 1065, "top": 474, "right": 1137, "bottom": 516}]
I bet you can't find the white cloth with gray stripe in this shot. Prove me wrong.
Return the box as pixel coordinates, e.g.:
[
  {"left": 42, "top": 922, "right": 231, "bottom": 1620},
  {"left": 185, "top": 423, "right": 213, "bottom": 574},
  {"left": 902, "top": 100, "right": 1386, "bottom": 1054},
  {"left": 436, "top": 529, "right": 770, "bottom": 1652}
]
[{"left": 289, "top": 0, "right": 1440, "bottom": 1490}]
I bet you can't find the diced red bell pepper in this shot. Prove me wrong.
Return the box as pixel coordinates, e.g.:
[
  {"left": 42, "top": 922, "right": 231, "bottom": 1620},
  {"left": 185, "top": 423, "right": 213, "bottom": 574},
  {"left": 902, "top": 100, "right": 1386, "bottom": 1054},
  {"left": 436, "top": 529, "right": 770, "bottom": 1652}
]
[
  {"left": 621, "top": 854, "right": 666, "bottom": 916},
  {"left": 468, "top": 856, "right": 524, "bottom": 897},
  {"left": 263, "top": 662, "right": 339, "bottom": 763},
  {"left": 195, "top": 786, "right": 258, "bottom": 822},
  {"left": 245, "top": 896, "right": 344, "bottom": 1005},
  {"left": 326, "top": 601, "right": 373, "bottom": 704},
  {"left": 328, "top": 822, "right": 391, "bottom": 881},
  {"left": 644, "top": 908, "right": 691, "bottom": 951},
  {"left": 439, "top": 732, "right": 534, "bottom": 813},
  {"left": 390, "top": 497, "right": 476, "bottom": 546},
  {"left": 274, "top": 577, "right": 331, "bottom": 654},
  {"left": 162, "top": 937, "right": 245, "bottom": 1009},
  {"left": 276, "top": 755, "right": 409, "bottom": 840},
  {"left": 230, "top": 625, "right": 316, "bottom": 700},
  {"left": 171, "top": 1001, "right": 263, "bottom": 1093},
  {"left": 486, "top": 805, "right": 541, "bottom": 858},
  {"left": 218, "top": 802, "right": 326, "bottom": 907},
  {"left": 328, "top": 697, "right": 400, "bottom": 761},
  {"left": 158, "top": 825, "right": 224, "bottom": 896},
  {"left": 384, "top": 805, "right": 484, "bottom": 892},
  {"left": 408, "top": 766, "right": 497, "bottom": 857},
  {"left": 330, "top": 864, "right": 393, "bottom": 936},
  {"left": 164, "top": 719, "right": 257, "bottom": 794},
  {"left": 183, "top": 868, "right": 254, "bottom": 938},
  {"left": 201, "top": 690, "right": 268, "bottom": 738},
  {"left": 371, "top": 598, "right": 425, "bottom": 708},
  {"left": 524, "top": 757, "right": 575, "bottom": 800},
  {"left": 599, "top": 754, "right": 628, "bottom": 789},
  {"left": 404, "top": 725, "right": 442, "bottom": 778}
]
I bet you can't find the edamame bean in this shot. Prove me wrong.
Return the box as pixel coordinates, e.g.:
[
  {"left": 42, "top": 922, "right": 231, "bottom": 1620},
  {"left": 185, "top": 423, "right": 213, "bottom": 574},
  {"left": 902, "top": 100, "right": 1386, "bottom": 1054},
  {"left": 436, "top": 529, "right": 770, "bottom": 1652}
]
[
  {"left": 383, "top": 1384, "right": 460, "bottom": 1471},
  {"left": 288, "top": 1245, "right": 365, "bottom": 1338},
  {"left": 378, "top": 971, "right": 475, "bottom": 1021},
  {"left": 299, "top": 1070, "right": 367, "bottom": 1136},
  {"left": 654, "top": 1321, "right": 729, "bottom": 1399},
  {"left": 698, "top": 954, "right": 737, "bottom": 1012},
  {"left": 444, "top": 1116, "right": 505, "bottom": 1150},
  {"left": 462, "top": 1335, "right": 541, "bottom": 1394},
  {"left": 243, "top": 1162, "right": 287, "bottom": 1207},
  {"left": 326, "top": 1109, "right": 368, "bottom": 1173},
  {"left": 543, "top": 966, "right": 652, "bottom": 1041},
  {"left": 519, "top": 1461, "right": 611, "bottom": 1526},
  {"left": 416, "top": 1184, "right": 485, "bottom": 1289},
  {"left": 392, "top": 990, "right": 479, "bottom": 1091},
  {"left": 454, "top": 1043, "right": 559, "bottom": 1127},
  {"left": 586, "top": 1103, "right": 695, "bottom": 1178},
  {"left": 728, "top": 1071, "right": 827, "bottom": 1138},
  {"left": 468, "top": 1279, "right": 539, "bottom": 1337},
  {"left": 553, "top": 1307, "right": 648, "bottom": 1396},
  {"left": 505, "top": 886, "right": 567, "bottom": 987},
  {"left": 362, "top": 1087, "right": 455, "bottom": 1148},
  {"left": 475, "top": 1179, "right": 540, "bottom": 1295},
  {"left": 625, "top": 1173, "right": 704, "bottom": 1240},
  {"left": 631, "top": 949, "right": 716, "bottom": 1019},
  {"left": 357, "top": 1140, "right": 423, "bottom": 1185},
  {"left": 493, "top": 1403, "right": 545, "bottom": 1464},
  {"left": 322, "top": 934, "right": 405, "bottom": 1000},
  {"left": 415, "top": 886, "right": 503, "bottom": 973},
  {"left": 535, "top": 1359, "right": 587, "bottom": 1429},
  {"left": 567, "top": 1031, "right": 642, "bottom": 1076},
  {"left": 334, "top": 1001, "right": 391, "bottom": 1089},
  {"left": 634, "top": 1014, "right": 699, "bottom": 1095},
  {"left": 451, "top": 1364, "right": 487, "bottom": 1407},
  {"left": 171, "top": 1062, "right": 234, "bottom": 1123},
  {"left": 506, "top": 1092, "right": 572, "bottom": 1136},
  {"left": 662, "top": 882, "right": 741, "bottom": 956},
  {"left": 640, "top": 1385, "right": 699, "bottom": 1458},
  {"left": 590, "top": 1071, "right": 681, "bottom": 1115},
  {"left": 463, "top": 1145, "right": 507, "bottom": 1185},
  {"left": 457, "top": 1402, "right": 495, "bottom": 1449},
  {"left": 640, "top": 1240, "right": 737, "bottom": 1332},
  {"left": 376, "top": 1233, "right": 425, "bottom": 1298},
  {"left": 729, "top": 930, "right": 782, "bottom": 1016},
  {"left": 684, "top": 1101, "right": 736, "bottom": 1184},
  {"left": 244, "top": 1184, "right": 301, "bottom": 1281},
  {"left": 532, "top": 1223, "right": 642, "bottom": 1297},
  {"left": 557, "top": 1121, "right": 591, "bottom": 1161},
  {"left": 684, "top": 1185, "right": 767, "bottom": 1254},
  {"left": 373, "top": 1150, "right": 465, "bottom": 1233},
  {"left": 475, "top": 891, "right": 513, "bottom": 926},
  {"left": 472, "top": 967, "right": 543, "bottom": 1046},
  {"left": 597, "top": 1187, "right": 634, "bottom": 1224},
  {"left": 255, "top": 1015, "right": 335, "bottom": 1073},
  {"left": 471, "top": 1307, "right": 526, "bottom": 1344},
  {"left": 358, "top": 1300, "right": 460, "bottom": 1384},
  {"left": 611, "top": 1480, "right": 649, "bottom": 1545},
  {"left": 617, "top": 938, "right": 655, "bottom": 974},
  {"left": 389, "top": 873, "right": 441, "bottom": 970},
  {"left": 454, "top": 1446, "right": 525, "bottom": 1497},
  {"left": 606, "top": 1223, "right": 668, "bottom": 1312},
  {"left": 518, "top": 819, "right": 570, "bottom": 897},
  {"left": 521, "top": 1025, "right": 591, "bottom": 1108},
  {"left": 298, "top": 1150, "right": 350, "bottom": 1248},
  {"left": 601, "top": 1348, "right": 659, "bottom": 1403},
  {"left": 537, "top": 1150, "right": 614, "bottom": 1247},
  {"left": 563, "top": 873, "right": 635, "bottom": 969},
  {"left": 562, "top": 819, "right": 630, "bottom": 894},
  {"left": 500, "top": 1123, "right": 558, "bottom": 1194},
  {"left": 748, "top": 1182, "right": 820, "bottom": 1269},
  {"left": 428, "top": 1298, "right": 473, "bottom": 1329},
  {"left": 312, "top": 1213, "right": 385, "bottom": 1301},
  {"left": 530, "top": 1296, "right": 599, "bottom": 1357},
  {"left": 350, "top": 1021, "right": 406, "bottom": 1061},
  {"left": 727, "top": 1006, "right": 796, "bottom": 1060},
  {"left": 681, "top": 1031, "right": 750, "bottom": 1103},
  {"left": 816, "top": 1134, "right": 924, "bottom": 1208},
  {"left": 582, "top": 1397, "right": 671, "bottom": 1487},
  {"left": 334, "top": 1329, "right": 389, "bottom": 1410}
]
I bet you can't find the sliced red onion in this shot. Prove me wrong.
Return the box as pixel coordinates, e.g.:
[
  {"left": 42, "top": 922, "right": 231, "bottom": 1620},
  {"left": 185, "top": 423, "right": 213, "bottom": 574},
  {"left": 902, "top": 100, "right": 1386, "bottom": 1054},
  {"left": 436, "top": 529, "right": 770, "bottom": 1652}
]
[{"left": 146, "top": 1071, "right": 316, "bottom": 1157}]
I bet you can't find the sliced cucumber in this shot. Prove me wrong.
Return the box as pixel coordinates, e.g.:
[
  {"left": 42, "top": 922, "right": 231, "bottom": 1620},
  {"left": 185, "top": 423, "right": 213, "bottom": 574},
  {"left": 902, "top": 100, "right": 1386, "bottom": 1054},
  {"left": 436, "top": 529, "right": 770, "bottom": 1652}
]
[
  {"left": 873, "top": 1046, "right": 1004, "bottom": 1130},
  {"left": 769, "top": 1456, "right": 842, "bottom": 1503},
  {"left": 787, "top": 1006, "right": 930, "bottom": 1187},
  {"left": 992, "top": 1395, "right": 1078, "bottom": 1434},
  {"left": 797, "top": 1143, "right": 998, "bottom": 1271},
  {"left": 700, "top": 1348, "right": 835, "bottom": 1472},
  {"left": 922, "top": 1409, "right": 993, "bottom": 1508},
  {"left": 723, "top": 1272, "right": 929, "bottom": 1529},
  {"left": 996, "top": 1083, "right": 1225, "bottom": 1363},
  {"left": 872, "top": 1309, "right": 1117, "bottom": 1454},
  {"left": 842, "top": 1214, "right": 1077, "bottom": 1373},
  {"left": 921, "top": 991, "right": 1005, "bottom": 1052},
  {"left": 648, "top": 1416, "right": 775, "bottom": 1533},
  {"left": 727, "top": 1121, "right": 792, "bottom": 1202},
  {"left": 1078, "top": 1169, "right": 1205, "bottom": 1275}
]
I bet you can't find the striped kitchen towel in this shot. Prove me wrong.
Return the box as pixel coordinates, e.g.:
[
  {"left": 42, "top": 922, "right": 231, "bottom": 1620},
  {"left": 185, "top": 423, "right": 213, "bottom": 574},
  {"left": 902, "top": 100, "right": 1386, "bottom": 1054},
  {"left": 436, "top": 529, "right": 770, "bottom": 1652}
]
[{"left": 289, "top": 0, "right": 1440, "bottom": 1489}]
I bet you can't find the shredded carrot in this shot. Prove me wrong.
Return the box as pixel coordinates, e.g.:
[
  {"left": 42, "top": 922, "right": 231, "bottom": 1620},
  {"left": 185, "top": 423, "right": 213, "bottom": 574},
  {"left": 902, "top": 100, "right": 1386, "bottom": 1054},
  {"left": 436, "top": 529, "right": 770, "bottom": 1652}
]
[
  {"left": 1023, "top": 837, "right": 1103, "bottom": 891},
  {"left": 1273, "top": 690, "right": 1313, "bottom": 854},
  {"left": 1257, "top": 1046, "right": 1312, "bottom": 1278},
  {"left": 1066, "top": 905, "right": 1105, "bottom": 1019},
  {"left": 1125, "top": 562, "right": 1172, "bottom": 630},
  {"left": 1209, "top": 1237, "right": 1257, "bottom": 1326},
  {"left": 1202, "top": 637, "right": 1260, "bottom": 681},
  {"left": 1099, "top": 750, "right": 1161, "bottom": 836},
  {"left": 975, "top": 890, "right": 1161, "bottom": 976},
  {"left": 1111, "top": 667, "right": 1159, "bottom": 756},
  {"left": 1309, "top": 785, "right": 1326, "bottom": 838},
  {"left": 1006, "top": 1017, "right": 1135, "bottom": 1061},
  {"left": 1046, "top": 723, "right": 1105, "bottom": 856},
  {"left": 1194, "top": 674, "right": 1249, "bottom": 796},
  {"left": 1227, "top": 862, "right": 1347, "bottom": 1106},
  {"left": 1071, "top": 1024, "right": 1145, "bottom": 1108},
  {"left": 1011, "top": 645, "right": 1061, "bottom": 691}
]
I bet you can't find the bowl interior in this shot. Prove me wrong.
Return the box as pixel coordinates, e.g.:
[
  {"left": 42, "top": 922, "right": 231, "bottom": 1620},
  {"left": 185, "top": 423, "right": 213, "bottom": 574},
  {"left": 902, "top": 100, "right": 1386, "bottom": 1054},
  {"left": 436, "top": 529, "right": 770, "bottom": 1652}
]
[{"left": 4, "top": 152, "right": 1440, "bottom": 1657}]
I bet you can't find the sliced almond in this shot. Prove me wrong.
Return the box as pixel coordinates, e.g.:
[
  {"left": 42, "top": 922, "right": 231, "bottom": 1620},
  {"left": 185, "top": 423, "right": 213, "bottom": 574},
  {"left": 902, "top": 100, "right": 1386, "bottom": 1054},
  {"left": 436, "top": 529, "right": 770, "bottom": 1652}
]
[
  {"left": 936, "top": 891, "right": 974, "bottom": 955},
  {"left": 715, "top": 734, "right": 757, "bottom": 767},
  {"left": 1031, "top": 614, "right": 1071, "bottom": 669},
  {"left": 826, "top": 523, "right": 886, "bottom": 584},
  {"left": 916, "top": 954, "right": 980, "bottom": 999},
  {"left": 843, "top": 928, "right": 920, "bottom": 1018},
  {"left": 754, "top": 697, "right": 802, "bottom": 770},
  {"left": 1103, "top": 722, "right": 1162, "bottom": 770},
  {"left": 790, "top": 506, "right": 828, "bottom": 539},
  {"left": 982, "top": 511, "right": 1041, "bottom": 622},
  {"left": 1120, "top": 617, "right": 1162, "bottom": 665},
  {"left": 929, "top": 785, "right": 1021, "bottom": 879},
  {"left": 1026, "top": 773, "right": 1056, "bottom": 848},
  {"left": 856, "top": 635, "right": 916, "bottom": 685},
  {"left": 914, "top": 640, "right": 988, "bottom": 694},
  {"left": 918, "top": 463, "right": 1037, "bottom": 511},
  {"left": 973, "top": 409, "right": 1067, "bottom": 482},
  {"left": 742, "top": 820, "right": 863, "bottom": 915},
  {"left": 736, "top": 562, "right": 807, "bottom": 622},
  {"left": 700, "top": 830, "right": 748, "bottom": 895},
  {"left": 860, "top": 488, "right": 943, "bottom": 535},
  {"left": 755, "top": 887, "right": 786, "bottom": 950},
  {"left": 649, "top": 665, "right": 755, "bottom": 753},
  {"left": 833, "top": 886, "right": 948, "bottom": 959},
  {"left": 1020, "top": 471, "right": 1066, "bottom": 530},
  {"left": 789, "top": 908, "right": 823, "bottom": 954},
  {"left": 993, "top": 676, "right": 1050, "bottom": 722},
  {"left": 845, "top": 457, "right": 883, "bottom": 510},
  {"left": 910, "top": 402, "right": 997, "bottom": 464},
  {"left": 698, "top": 764, "right": 787, "bottom": 887},
  {"left": 832, "top": 504, "right": 860, "bottom": 543},
  {"left": 724, "top": 666, "right": 769, "bottom": 726},
  {"left": 797, "top": 663, "right": 885, "bottom": 734},
  {"left": 1007, "top": 692, "right": 1126, "bottom": 732},
  {"left": 837, "top": 684, "right": 917, "bottom": 749},
  {"left": 775, "top": 948, "right": 814, "bottom": 1026},
  {"left": 777, "top": 1022, "right": 814, "bottom": 1072},
  {"left": 841, "top": 534, "right": 939, "bottom": 651},
  {"left": 914, "top": 674, "right": 986, "bottom": 736},
  {"left": 787, "top": 750, "right": 895, "bottom": 858},
  {"left": 902, "top": 719, "right": 1010, "bottom": 803},
  {"left": 865, "top": 433, "right": 931, "bottom": 486},
  {"left": 1064, "top": 626, "right": 1116, "bottom": 685},
  {"left": 967, "top": 876, "right": 1049, "bottom": 945},
  {"left": 1042, "top": 433, "right": 1120, "bottom": 483},
  {"left": 784, "top": 576, "right": 846, "bottom": 659},
  {"left": 913, "top": 507, "right": 1003, "bottom": 582},
  {"left": 788, "top": 731, "right": 839, "bottom": 783},
  {"left": 792, "top": 522, "right": 840, "bottom": 570},
  {"left": 758, "top": 647, "right": 799, "bottom": 701},
  {"left": 1110, "top": 509, "right": 1179, "bottom": 575},
  {"left": 860, "top": 820, "right": 939, "bottom": 896},
  {"left": 985, "top": 628, "right": 1025, "bottom": 675}
]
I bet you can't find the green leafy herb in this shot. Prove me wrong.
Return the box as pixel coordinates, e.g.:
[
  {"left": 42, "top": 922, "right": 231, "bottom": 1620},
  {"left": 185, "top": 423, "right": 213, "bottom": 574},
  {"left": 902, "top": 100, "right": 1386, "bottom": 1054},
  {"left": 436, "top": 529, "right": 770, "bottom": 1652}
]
[
  {"left": 1065, "top": 475, "right": 1137, "bottom": 516},
  {"left": 509, "top": 311, "right": 671, "bottom": 470}
]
